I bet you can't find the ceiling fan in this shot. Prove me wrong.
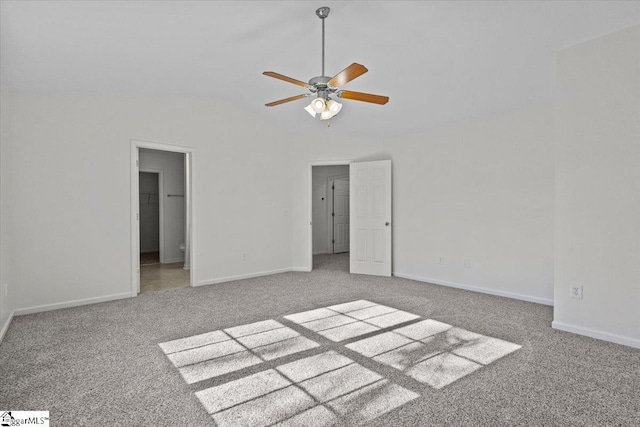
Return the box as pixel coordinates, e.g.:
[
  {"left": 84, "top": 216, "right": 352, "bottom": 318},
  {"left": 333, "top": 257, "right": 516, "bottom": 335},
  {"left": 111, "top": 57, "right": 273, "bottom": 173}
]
[{"left": 263, "top": 6, "right": 389, "bottom": 120}]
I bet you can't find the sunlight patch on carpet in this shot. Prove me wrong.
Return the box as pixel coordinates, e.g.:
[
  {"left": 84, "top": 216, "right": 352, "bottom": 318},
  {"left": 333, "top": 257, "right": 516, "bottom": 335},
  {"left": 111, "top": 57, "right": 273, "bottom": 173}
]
[
  {"left": 346, "top": 319, "right": 521, "bottom": 389},
  {"left": 285, "top": 300, "right": 420, "bottom": 342},
  {"left": 159, "top": 300, "right": 520, "bottom": 425},
  {"left": 159, "top": 320, "right": 319, "bottom": 383},
  {"left": 195, "top": 351, "right": 418, "bottom": 427}
]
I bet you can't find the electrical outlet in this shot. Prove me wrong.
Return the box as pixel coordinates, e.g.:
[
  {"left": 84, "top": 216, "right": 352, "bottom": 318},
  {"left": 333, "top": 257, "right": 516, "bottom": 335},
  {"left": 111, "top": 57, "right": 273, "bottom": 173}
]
[
  {"left": 242, "top": 252, "right": 247, "bottom": 261},
  {"left": 464, "top": 259, "right": 472, "bottom": 268},
  {"left": 438, "top": 257, "right": 443, "bottom": 264},
  {"left": 570, "top": 285, "right": 583, "bottom": 299}
]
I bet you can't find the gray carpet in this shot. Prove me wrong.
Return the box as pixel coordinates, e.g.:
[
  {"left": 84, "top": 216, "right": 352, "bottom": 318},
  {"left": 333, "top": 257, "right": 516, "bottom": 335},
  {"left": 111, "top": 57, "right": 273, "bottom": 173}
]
[{"left": 0, "top": 254, "right": 638, "bottom": 426}]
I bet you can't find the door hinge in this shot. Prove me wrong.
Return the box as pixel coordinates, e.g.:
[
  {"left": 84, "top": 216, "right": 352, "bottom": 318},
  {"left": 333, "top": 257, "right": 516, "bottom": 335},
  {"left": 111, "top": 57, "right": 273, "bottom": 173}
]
[
  {"left": 136, "top": 160, "right": 139, "bottom": 167},
  {"left": 136, "top": 213, "right": 139, "bottom": 220},
  {"left": 332, "top": 185, "right": 335, "bottom": 190},
  {"left": 332, "top": 240, "right": 335, "bottom": 244},
  {"left": 332, "top": 212, "right": 335, "bottom": 217}
]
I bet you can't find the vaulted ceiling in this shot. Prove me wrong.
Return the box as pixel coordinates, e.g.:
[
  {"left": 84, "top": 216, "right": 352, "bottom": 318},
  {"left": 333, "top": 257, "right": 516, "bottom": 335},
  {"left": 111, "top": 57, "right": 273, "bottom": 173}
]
[{"left": 2, "top": 1, "right": 639, "bottom": 136}]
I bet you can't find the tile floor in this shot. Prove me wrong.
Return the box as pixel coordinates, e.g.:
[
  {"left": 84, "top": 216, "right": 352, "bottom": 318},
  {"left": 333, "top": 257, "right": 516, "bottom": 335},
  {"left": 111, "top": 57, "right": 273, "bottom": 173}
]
[
  {"left": 140, "top": 261, "right": 190, "bottom": 294},
  {"left": 140, "top": 251, "right": 160, "bottom": 265},
  {"left": 159, "top": 299, "right": 521, "bottom": 426}
]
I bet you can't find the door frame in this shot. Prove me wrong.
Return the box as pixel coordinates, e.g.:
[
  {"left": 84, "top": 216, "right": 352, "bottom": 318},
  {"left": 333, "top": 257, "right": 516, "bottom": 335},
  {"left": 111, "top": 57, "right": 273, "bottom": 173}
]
[
  {"left": 131, "top": 139, "right": 196, "bottom": 296},
  {"left": 138, "top": 169, "right": 164, "bottom": 263},
  {"left": 327, "top": 174, "right": 349, "bottom": 254},
  {"left": 307, "top": 160, "right": 352, "bottom": 271}
]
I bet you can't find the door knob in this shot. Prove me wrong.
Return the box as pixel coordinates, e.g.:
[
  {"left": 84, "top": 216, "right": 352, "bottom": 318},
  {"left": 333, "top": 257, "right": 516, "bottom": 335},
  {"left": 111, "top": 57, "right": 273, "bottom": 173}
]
[{"left": 385, "top": 222, "right": 390, "bottom": 226}]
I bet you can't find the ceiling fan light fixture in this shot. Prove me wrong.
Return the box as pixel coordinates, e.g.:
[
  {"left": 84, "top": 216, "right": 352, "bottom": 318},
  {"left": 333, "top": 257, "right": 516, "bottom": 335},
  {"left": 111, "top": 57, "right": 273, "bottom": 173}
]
[
  {"left": 304, "top": 103, "right": 317, "bottom": 117},
  {"left": 311, "top": 97, "right": 327, "bottom": 113},
  {"left": 327, "top": 99, "right": 342, "bottom": 113},
  {"left": 320, "top": 99, "right": 342, "bottom": 120}
]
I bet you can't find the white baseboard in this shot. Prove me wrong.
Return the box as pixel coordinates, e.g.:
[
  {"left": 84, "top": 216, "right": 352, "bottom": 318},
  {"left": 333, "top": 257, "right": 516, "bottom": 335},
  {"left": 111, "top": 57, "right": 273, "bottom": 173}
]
[
  {"left": 14, "top": 292, "right": 131, "bottom": 316},
  {"left": 552, "top": 321, "right": 640, "bottom": 349},
  {"left": 197, "top": 268, "right": 296, "bottom": 286},
  {"left": 0, "top": 311, "right": 14, "bottom": 344},
  {"left": 163, "top": 258, "right": 185, "bottom": 264},
  {"left": 393, "top": 272, "right": 554, "bottom": 306},
  {"left": 291, "top": 267, "right": 311, "bottom": 272}
]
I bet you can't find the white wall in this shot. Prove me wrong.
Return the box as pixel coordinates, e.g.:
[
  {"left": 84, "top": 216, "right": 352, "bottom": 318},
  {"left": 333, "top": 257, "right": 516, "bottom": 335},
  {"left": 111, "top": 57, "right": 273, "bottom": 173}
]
[
  {"left": 6, "top": 90, "right": 554, "bottom": 315},
  {"left": 312, "top": 165, "right": 349, "bottom": 254},
  {"left": 7, "top": 92, "right": 293, "bottom": 312},
  {"left": 292, "top": 105, "right": 555, "bottom": 304},
  {"left": 0, "top": 91, "right": 14, "bottom": 335},
  {"left": 139, "top": 149, "right": 185, "bottom": 262},
  {"left": 2, "top": 26, "right": 637, "bottom": 353},
  {"left": 554, "top": 25, "right": 640, "bottom": 347}
]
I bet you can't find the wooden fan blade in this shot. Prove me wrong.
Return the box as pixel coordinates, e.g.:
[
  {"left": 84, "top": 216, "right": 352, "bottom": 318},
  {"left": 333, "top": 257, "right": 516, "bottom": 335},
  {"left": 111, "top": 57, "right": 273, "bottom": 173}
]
[
  {"left": 338, "top": 90, "right": 389, "bottom": 105},
  {"left": 328, "top": 63, "right": 368, "bottom": 88},
  {"left": 265, "top": 94, "right": 310, "bottom": 107},
  {"left": 263, "top": 71, "right": 311, "bottom": 89}
]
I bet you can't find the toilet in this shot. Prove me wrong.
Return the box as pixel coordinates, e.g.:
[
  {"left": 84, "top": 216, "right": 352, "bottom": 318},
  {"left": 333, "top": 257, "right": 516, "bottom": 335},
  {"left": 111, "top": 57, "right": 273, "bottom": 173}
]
[{"left": 179, "top": 243, "right": 190, "bottom": 270}]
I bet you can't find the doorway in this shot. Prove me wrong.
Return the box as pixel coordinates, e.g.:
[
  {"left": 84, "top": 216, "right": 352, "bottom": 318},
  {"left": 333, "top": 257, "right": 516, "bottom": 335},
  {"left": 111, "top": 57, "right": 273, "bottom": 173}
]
[
  {"left": 307, "top": 159, "right": 393, "bottom": 276},
  {"left": 131, "top": 140, "right": 196, "bottom": 296},
  {"left": 139, "top": 170, "right": 162, "bottom": 266},
  {"left": 311, "top": 164, "right": 350, "bottom": 271}
]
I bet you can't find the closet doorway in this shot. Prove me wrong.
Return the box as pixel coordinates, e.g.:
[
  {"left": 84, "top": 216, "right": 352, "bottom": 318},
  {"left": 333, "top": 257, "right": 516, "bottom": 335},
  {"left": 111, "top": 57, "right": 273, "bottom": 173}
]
[
  {"left": 139, "top": 170, "right": 162, "bottom": 266},
  {"left": 131, "top": 140, "right": 196, "bottom": 296}
]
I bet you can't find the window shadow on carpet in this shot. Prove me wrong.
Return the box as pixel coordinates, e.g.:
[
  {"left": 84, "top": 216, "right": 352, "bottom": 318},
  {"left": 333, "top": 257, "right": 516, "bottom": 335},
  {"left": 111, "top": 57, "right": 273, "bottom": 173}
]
[{"left": 159, "top": 300, "right": 521, "bottom": 426}]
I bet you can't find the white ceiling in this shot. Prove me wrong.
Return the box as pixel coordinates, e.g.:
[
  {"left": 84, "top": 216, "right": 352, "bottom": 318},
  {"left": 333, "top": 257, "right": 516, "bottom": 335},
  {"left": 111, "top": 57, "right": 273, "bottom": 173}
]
[{"left": 2, "top": 1, "right": 639, "bottom": 136}]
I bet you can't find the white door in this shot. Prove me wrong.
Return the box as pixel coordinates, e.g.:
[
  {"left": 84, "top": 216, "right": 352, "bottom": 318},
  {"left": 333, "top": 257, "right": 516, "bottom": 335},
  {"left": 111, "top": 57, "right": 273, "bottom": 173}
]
[
  {"left": 350, "top": 160, "right": 392, "bottom": 276},
  {"left": 332, "top": 178, "right": 350, "bottom": 253}
]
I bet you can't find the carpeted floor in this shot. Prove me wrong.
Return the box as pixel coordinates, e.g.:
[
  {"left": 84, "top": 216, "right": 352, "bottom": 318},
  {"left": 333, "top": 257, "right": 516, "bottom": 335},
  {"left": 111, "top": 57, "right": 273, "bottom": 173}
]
[{"left": 0, "top": 254, "right": 638, "bottom": 426}]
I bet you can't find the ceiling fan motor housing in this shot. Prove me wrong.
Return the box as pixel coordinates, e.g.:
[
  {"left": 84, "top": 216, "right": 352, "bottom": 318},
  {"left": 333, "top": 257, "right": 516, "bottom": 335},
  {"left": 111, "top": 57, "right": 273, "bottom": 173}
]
[
  {"left": 309, "top": 76, "right": 331, "bottom": 86},
  {"left": 309, "top": 76, "right": 335, "bottom": 100}
]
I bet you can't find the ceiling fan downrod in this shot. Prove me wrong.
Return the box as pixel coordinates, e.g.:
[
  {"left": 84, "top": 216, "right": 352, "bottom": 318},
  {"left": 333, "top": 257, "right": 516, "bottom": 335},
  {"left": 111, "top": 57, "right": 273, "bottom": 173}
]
[{"left": 316, "top": 7, "right": 330, "bottom": 77}]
